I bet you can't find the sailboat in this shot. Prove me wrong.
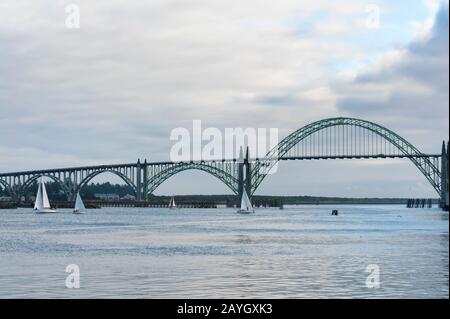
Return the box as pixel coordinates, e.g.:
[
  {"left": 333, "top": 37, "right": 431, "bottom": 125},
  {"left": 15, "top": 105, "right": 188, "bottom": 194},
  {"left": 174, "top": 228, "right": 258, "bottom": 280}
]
[
  {"left": 237, "top": 189, "right": 255, "bottom": 214},
  {"left": 169, "top": 196, "right": 177, "bottom": 209},
  {"left": 73, "top": 192, "right": 86, "bottom": 214},
  {"left": 34, "top": 179, "right": 57, "bottom": 214}
]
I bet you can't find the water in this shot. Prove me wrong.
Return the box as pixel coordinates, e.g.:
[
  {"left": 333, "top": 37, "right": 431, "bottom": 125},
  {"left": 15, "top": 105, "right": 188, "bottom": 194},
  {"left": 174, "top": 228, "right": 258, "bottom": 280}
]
[{"left": 0, "top": 205, "right": 448, "bottom": 298}]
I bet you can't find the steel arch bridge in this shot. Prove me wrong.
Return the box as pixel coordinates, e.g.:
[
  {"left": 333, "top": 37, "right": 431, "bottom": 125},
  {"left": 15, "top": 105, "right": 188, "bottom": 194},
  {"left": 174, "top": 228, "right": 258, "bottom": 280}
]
[
  {"left": 250, "top": 117, "right": 444, "bottom": 195},
  {"left": 0, "top": 117, "right": 448, "bottom": 208}
]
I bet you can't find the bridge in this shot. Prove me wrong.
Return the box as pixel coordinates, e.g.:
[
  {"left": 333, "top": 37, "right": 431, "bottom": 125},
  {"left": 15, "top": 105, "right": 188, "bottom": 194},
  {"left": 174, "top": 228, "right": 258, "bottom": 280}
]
[{"left": 0, "top": 117, "right": 448, "bottom": 210}]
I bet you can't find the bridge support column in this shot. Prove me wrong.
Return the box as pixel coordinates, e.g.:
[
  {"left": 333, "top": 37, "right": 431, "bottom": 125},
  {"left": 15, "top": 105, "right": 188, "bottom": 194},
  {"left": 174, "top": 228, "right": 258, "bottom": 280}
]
[
  {"left": 237, "top": 147, "right": 253, "bottom": 207},
  {"left": 142, "top": 159, "right": 149, "bottom": 200},
  {"left": 136, "top": 159, "right": 142, "bottom": 201},
  {"left": 66, "top": 179, "right": 77, "bottom": 202},
  {"left": 441, "top": 141, "right": 449, "bottom": 211},
  {"left": 11, "top": 185, "right": 21, "bottom": 203},
  {"left": 238, "top": 163, "right": 244, "bottom": 205},
  {"left": 66, "top": 183, "right": 76, "bottom": 202},
  {"left": 237, "top": 147, "right": 252, "bottom": 208},
  {"left": 237, "top": 147, "right": 245, "bottom": 206},
  {"left": 245, "top": 147, "right": 252, "bottom": 201}
]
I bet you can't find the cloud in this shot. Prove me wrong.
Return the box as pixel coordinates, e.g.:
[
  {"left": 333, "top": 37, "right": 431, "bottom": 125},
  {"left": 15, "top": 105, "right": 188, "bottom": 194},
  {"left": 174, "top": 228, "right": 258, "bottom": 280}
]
[
  {"left": 0, "top": 0, "right": 369, "bottom": 167},
  {"left": 336, "top": 3, "right": 449, "bottom": 152}
]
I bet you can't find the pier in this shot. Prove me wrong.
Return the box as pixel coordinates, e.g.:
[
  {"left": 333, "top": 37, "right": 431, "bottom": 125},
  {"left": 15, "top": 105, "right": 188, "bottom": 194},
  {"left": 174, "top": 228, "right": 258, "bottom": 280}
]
[{"left": 406, "top": 198, "right": 435, "bottom": 208}]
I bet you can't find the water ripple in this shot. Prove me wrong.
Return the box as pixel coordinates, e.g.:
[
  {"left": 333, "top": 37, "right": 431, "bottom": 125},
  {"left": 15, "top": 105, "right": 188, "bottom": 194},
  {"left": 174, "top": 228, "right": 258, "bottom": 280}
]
[{"left": 0, "top": 205, "right": 447, "bottom": 298}]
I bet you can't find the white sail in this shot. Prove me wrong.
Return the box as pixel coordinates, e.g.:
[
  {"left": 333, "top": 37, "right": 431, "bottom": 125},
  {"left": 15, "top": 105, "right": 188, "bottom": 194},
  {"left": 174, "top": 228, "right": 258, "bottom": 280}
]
[
  {"left": 41, "top": 180, "right": 51, "bottom": 209},
  {"left": 240, "top": 189, "right": 253, "bottom": 211},
  {"left": 74, "top": 192, "right": 86, "bottom": 212},
  {"left": 34, "top": 181, "right": 43, "bottom": 210},
  {"left": 169, "top": 196, "right": 176, "bottom": 208},
  {"left": 34, "top": 178, "right": 56, "bottom": 214}
]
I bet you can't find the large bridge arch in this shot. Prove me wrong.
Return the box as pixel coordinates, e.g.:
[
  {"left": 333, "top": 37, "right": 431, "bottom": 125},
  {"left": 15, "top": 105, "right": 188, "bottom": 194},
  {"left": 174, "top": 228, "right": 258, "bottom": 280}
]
[
  {"left": 146, "top": 162, "right": 239, "bottom": 196},
  {"left": 251, "top": 117, "right": 442, "bottom": 195}
]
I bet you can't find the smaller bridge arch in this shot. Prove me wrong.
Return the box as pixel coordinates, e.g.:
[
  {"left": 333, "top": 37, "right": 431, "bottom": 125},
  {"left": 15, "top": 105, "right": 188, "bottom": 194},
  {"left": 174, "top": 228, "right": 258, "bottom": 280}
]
[
  {"left": 19, "top": 174, "right": 73, "bottom": 200},
  {"left": 76, "top": 169, "right": 138, "bottom": 198},
  {"left": 146, "top": 162, "right": 239, "bottom": 196}
]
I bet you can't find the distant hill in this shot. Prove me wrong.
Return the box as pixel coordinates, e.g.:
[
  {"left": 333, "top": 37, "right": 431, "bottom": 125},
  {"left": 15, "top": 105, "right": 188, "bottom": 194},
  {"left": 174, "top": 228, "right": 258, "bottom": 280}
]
[{"left": 0, "top": 181, "right": 438, "bottom": 204}]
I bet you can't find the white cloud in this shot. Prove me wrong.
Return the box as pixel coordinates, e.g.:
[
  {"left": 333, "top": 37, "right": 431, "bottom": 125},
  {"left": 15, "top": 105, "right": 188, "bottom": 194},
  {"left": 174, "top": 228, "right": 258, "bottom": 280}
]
[
  {"left": 411, "top": 0, "right": 443, "bottom": 38},
  {"left": 336, "top": 4, "right": 449, "bottom": 155}
]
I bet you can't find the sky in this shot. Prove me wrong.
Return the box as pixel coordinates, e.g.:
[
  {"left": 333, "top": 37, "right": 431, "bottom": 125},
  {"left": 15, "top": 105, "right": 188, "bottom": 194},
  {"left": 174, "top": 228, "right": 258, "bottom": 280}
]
[{"left": 0, "top": 0, "right": 448, "bottom": 197}]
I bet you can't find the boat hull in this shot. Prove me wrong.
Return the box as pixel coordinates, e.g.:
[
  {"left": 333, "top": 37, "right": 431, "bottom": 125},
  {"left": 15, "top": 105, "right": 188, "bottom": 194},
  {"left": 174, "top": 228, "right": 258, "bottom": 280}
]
[
  {"left": 237, "top": 209, "right": 255, "bottom": 214},
  {"left": 34, "top": 209, "right": 57, "bottom": 214},
  {"left": 73, "top": 210, "right": 85, "bottom": 214}
]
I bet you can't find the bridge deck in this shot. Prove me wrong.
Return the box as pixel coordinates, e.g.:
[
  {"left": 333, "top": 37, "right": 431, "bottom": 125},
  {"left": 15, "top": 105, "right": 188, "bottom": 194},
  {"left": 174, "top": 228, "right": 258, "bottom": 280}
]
[{"left": 0, "top": 154, "right": 441, "bottom": 176}]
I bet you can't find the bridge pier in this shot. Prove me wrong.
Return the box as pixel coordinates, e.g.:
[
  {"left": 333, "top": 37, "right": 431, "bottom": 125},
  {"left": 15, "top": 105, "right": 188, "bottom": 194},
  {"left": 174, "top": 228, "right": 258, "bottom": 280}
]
[
  {"left": 245, "top": 147, "right": 252, "bottom": 200},
  {"left": 237, "top": 148, "right": 244, "bottom": 204},
  {"left": 142, "top": 159, "right": 149, "bottom": 201},
  {"left": 11, "top": 185, "right": 21, "bottom": 202},
  {"left": 440, "top": 141, "right": 449, "bottom": 211},
  {"left": 63, "top": 178, "right": 76, "bottom": 203},
  {"left": 136, "top": 159, "right": 142, "bottom": 201},
  {"left": 237, "top": 147, "right": 253, "bottom": 206}
]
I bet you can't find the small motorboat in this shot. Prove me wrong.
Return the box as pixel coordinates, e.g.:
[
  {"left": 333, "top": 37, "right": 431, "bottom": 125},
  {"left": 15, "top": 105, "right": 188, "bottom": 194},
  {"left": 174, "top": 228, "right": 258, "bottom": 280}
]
[{"left": 331, "top": 209, "right": 339, "bottom": 216}]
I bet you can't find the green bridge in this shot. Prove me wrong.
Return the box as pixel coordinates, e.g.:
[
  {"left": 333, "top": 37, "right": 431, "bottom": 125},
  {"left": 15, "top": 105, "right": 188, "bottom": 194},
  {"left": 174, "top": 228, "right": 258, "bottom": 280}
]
[{"left": 1, "top": 118, "right": 448, "bottom": 210}]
